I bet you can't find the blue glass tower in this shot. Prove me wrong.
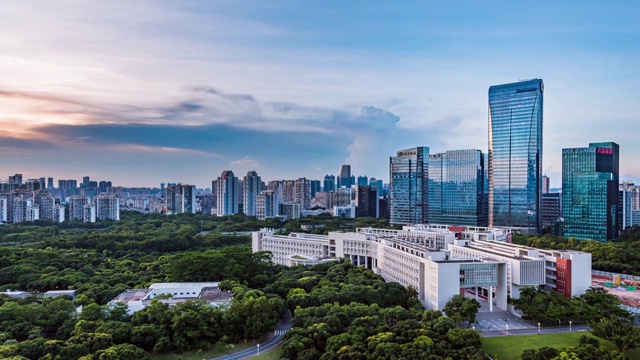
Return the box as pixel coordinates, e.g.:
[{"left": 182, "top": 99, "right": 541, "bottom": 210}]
[
  {"left": 562, "top": 142, "right": 619, "bottom": 241},
  {"left": 428, "top": 149, "right": 488, "bottom": 226},
  {"left": 389, "top": 147, "right": 429, "bottom": 225},
  {"left": 489, "top": 79, "right": 543, "bottom": 234}
]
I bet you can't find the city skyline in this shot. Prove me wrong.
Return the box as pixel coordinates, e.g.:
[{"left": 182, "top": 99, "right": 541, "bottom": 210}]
[{"left": 1, "top": 2, "right": 639, "bottom": 187}]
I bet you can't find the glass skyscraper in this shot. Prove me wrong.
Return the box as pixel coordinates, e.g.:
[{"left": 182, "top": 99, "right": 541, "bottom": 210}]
[
  {"left": 488, "top": 79, "right": 543, "bottom": 234},
  {"left": 562, "top": 142, "right": 619, "bottom": 242},
  {"left": 389, "top": 146, "right": 429, "bottom": 225},
  {"left": 428, "top": 149, "right": 488, "bottom": 226}
]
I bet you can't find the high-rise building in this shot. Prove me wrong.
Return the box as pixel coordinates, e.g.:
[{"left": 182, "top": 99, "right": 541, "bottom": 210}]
[
  {"left": 338, "top": 165, "right": 353, "bottom": 188},
  {"left": 54, "top": 204, "right": 65, "bottom": 223},
  {"left": 335, "top": 187, "right": 353, "bottom": 207},
  {"left": 0, "top": 197, "right": 7, "bottom": 223},
  {"left": 256, "top": 190, "right": 278, "bottom": 220},
  {"left": 356, "top": 186, "right": 379, "bottom": 218},
  {"left": 82, "top": 176, "right": 90, "bottom": 188},
  {"left": 96, "top": 194, "right": 120, "bottom": 221},
  {"left": 620, "top": 182, "right": 639, "bottom": 230},
  {"left": 83, "top": 204, "right": 96, "bottom": 223},
  {"left": 216, "top": 170, "right": 239, "bottom": 216},
  {"left": 279, "top": 203, "right": 301, "bottom": 220},
  {"left": 34, "top": 192, "right": 55, "bottom": 221},
  {"left": 310, "top": 180, "right": 321, "bottom": 198},
  {"left": 489, "top": 79, "right": 544, "bottom": 234},
  {"left": 428, "top": 149, "right": 487, "bottom": 226},
  {"left": 562, "top": 142, "right": 619, "bottom": 241},
  {"left": 369, "top": 178, "right": 383, "bottom": 191},
  {"left": 314, "top": 191, "right": 335, "bottom": 209},
  {"left": 47, "top": 177, "right": 54, "bottom": 189},
  {"left": 541, "top": 193, "right": 562, "bottom": 229},
  {"left": 68, "top": 195, "right": 90, "bottom": 221},
  {"left": 200, "top": 194, "right": 215, "bottom": 215},
  {"left": 389, "top": 147, "right": 429, "bottom": 225},
  {"left": 8, "top": 174, "right": 22, "bottom": 185},
  {"left": 26, "top": 203, "right": 39, "bottom": 222},
  {"left": 294, "top": 178, "right": 312, "bottom": 210},
  {"left": 242, "top": 171, "right": 261, "bottom": 216},
  {"left": 323, "top": 175, "right": 336, "bottom": 192},
  {"left": 542, "top": 175, "right": 550, "bottom": 194},
  {"left": 165, "top": 185, "right": 196, "bottom": 215},
  {"left": 357, "top": 176, "right": 368, "bottom": 187}
]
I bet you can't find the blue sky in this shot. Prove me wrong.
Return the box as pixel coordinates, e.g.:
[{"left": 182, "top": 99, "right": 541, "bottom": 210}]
[{"left": 0, "top": 1, "right": 639, "bottom": 187}]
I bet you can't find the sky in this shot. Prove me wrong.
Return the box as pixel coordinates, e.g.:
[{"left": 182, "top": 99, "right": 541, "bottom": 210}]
[{"left": 1, "top": 1, "right": 639, "bottom": 188}]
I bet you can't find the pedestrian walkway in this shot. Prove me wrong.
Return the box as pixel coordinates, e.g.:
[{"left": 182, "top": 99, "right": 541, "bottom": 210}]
[{"left": 274, "top": 330, "right": 288, "bottom": 336}]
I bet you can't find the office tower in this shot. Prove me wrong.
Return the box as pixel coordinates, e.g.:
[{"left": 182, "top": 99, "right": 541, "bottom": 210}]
[
  {"left": 161, "top": 183, "right": 166, "bottom": 192},
  {"left": 201, "top": 194, "right": 215, "bottom": 215},
  {"left": 389, "top": 147, "right": 429, "bottom": 225},
  {"left": 428, "top": 149, "right": 488, "bottom": 226},
  {"left": 47, "top": 177, "right": 54, "bottom": 189},
  {"left": 216, "top": 170, "right": 239, "bottom": 216},
  {"left": 83, "top": 204, "right": 96, "bottom": 223},
  {"left": 562, "top": 142, "right": 619, "bottom": 241},
  {"left": 54, "top": 204, "right": 65, "bottom": 223},
  {"left": 294, "top": 178, "right": 312, "bottom": 209},
  {"left": 323, "top": 175, "right": 336, "bottom": 192},
  {"left": 541, "top": 193, "right": 562, "bottom": 229},
  {"left": 242, "top": 171, "right": 261, "bottom": 216},
  {"left": 369, "top": 178, "right": 383, "bottom": 191},
  {"left": 310, "top": 180, "right": 321, "bottom": 198},
  {"left": 542, "top": 175, "right": 550, "bottom": 194},
  {"left": 356, "top": 186, "right": 379, "bottom": 218},
  {"left": 335, "top": 187, "right": 353, "bottom": 207},
  {"left": 34, "top": 192, "right": 55, "bottom": 221},
  {"left": 96, "top": 194, "right": 120, "bottom": 221},
  {"left": 619, "top": 186, "right": 632, "bottom": 231},
  {"left": 25, "top": 179, "right": 43, "bottom": 192},
  {"left": 99, "top": 181, "right": 108, "bottom": 194},
  {"left": 165, "top": 185, "right": 196, "bottom": 215},
  {"left": 488, "top": 79, "right": 543, "bottom": 234},
  {"left": 68, "top": 195, "right": 90, "bottom": 221},
  {"left": 0, "top": 196, "right": 7, "bottom": 223},
  {"left": 82, "top": 176, "right": 90, "bottom": 188},
  {"left": 9, "top": 174, "right": 22, "bottom": 185},
  {"left": 256, "top": 190, "right": 278, "bottom": 220},
  {"left": 357, "top": 176, "right": 368, "bottom": 187},
  {"left": 338, "top": 165, "right": 353, "bottom": 188}
]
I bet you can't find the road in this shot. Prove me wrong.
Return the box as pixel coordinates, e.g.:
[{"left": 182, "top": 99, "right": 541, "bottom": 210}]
[
  {"left": 213, "top": 310, "right": 292, "bottom": 360},
  {"left": 481, "top": 324, "right": 591, "bottom": 337}
]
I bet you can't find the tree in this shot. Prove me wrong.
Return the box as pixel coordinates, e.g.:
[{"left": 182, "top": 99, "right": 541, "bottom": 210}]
[
  {"left": 590, "top": 316, "right": 640, "bottom": 352},
  {"left": 442, "top": 295, "right": 480, "bottom": 326}
]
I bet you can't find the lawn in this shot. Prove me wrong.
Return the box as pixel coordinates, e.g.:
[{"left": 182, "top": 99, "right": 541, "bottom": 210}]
[
  {"left": 151, "top": 340, "right": 260, "bottom": 360},
  {"left": 483, "top": 332, "right": 640, "bottom": 360}
]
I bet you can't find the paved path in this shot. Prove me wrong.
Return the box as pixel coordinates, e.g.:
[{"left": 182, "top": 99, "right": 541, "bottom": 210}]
[
  {"left": 213, "top": 310, "right": 292, "bottom": 360},
  {"left": 481, "top": 324, "right": 591, "bottom": 337}
]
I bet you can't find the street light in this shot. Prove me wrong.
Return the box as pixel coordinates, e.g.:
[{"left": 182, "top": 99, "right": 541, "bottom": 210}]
[
  {"left": 538, "top": 322, "right": 541, "bottom": 334},
  {"left": 257, "top": 344, "right": 260, "bottom": 356},
  {"left": 558, "top": 319, "right": 561, "bottom": 331},
  {"left": 569, "top": 320, "right": 572, "bottom": 332}
]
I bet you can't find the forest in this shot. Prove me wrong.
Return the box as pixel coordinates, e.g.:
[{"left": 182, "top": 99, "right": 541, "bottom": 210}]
[{"left": 1, "top": 213, "right": 639, "bottom": 359}]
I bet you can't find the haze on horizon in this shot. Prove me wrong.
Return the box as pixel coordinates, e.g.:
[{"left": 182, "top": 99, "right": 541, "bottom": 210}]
[{"left": 1, "top": 1, "right": 639, "bottom": 188}]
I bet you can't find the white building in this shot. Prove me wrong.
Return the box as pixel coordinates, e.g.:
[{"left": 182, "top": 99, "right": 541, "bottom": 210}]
[
  {"left": 26, "top": 204, "right": 39, "bottom": 222},
  {"left": 110, "top": 282, "right": 232, "bottom": 315},
  {"left": 34, "top": 193, "right": 55, "bottom": 221},
  {"left": 253, "top": 224, "right": 592, "bottom": 312}
]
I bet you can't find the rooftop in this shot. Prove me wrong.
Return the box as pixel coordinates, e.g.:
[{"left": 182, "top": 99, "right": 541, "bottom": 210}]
[
  {"left": 149, "top": 282, "right": 220, "bottom": 290},
  {"left": 112, "top": 289, "right": 151, "bottom": 303}
]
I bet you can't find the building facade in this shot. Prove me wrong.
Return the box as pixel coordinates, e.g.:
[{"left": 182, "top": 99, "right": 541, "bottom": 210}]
[
  {"left": 68, "top": 195, "right": 90, "bottom": 221},
  {"left": 96, "top": 194, "right": 120, "bottom": 221},
  {"left": 165, "top": 185, "right": 196, "bottom": 215},
  {"left": 242, "top": 171, "right": 261, "bottom": 217},
  {"left": 428, "top": 149, "right": 487, "bottom": 226},
  {"left": 323, "top": 175, "right": 336, "bottom": 192},
  {"left": 356, "top": 186, "right": 379, "bottom": 218},
  {"left": 253, "top": 224, "right": 591, "bottom": 311},
  {"left": 562, "top": 142, "right": 620, "bottom": 241},
  {"left": 216, "top": 170, "right": 240, "bottom": 216},
  {"left": 541, "top": 193, "right": 562, "bottom": 230},
  {"left": 389, "top": 146, "right": 429, "bottom": 225},
  {"left": 488, "top": 79, "right": 543, "bottom": 234},
  {"left": 256, "top": 190, "right": 278, "bottom": 220}
]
